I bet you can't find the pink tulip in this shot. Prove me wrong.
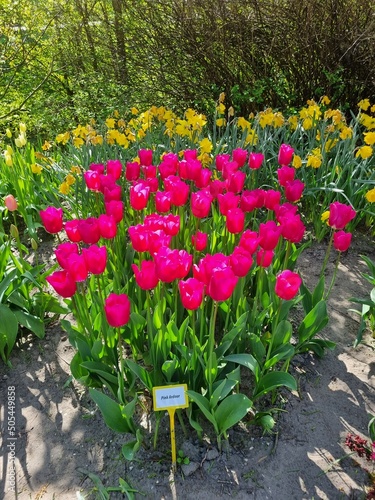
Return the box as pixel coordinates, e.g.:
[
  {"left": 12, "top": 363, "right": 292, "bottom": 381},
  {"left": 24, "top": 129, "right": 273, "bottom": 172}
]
[
  {"left": 55, "top": 242, "right": 79, "bottom": 269},
  {"left": 4, "top": 194, "right": 18, "bottom": 212},
  {"left": 78, "top": 217, "right": 101, "bottom": 244},
  {"left": 183, "top": 149, "right": 198, "bottom": 161},
  {"left": 230, "top": 246, "right": 253, "bottom": 277},
  {"left": 215, "top": 153, "right": 231, "bottom": 172},
  {"left": 285, "top": 179, "right": 305, "bottom": 203},
  {"left": 232, "top": 148, "right": 248, "bottom": 167},
  {"left": 207, "top": 267, "right": 238, "bottom": 302},
  {"left": 89, "top": 163, "right": 105, "bottom": 174},
  {"left": 128, "top": 225, "right": 150, "bottom": 252},
  {"left": 163, "top": 214, "right": 181, "bottom": 237},
  {"left": 195, "top": 168, "right": 212, "bottom": 189},
  {"left": 64, "top": 219, "right": 82, "bottom": 243},
  {"left": 328, "top": 202, "right": 356, "bottom": 230},
  {"left": 259, "top": 220, "right": 282, "bottom": 250},
  {"left": 155, "top": 191, "right": 172, "bottom": 213},
  {"left": 239, "top": 230, "right": 260, "bottom": 254},
  {"left": 125, "top": 161, "right": 141, "bottom": 181},
  {"left": 256, "top": 249, "right": 274, "bottom": 268},
  {"left": 105, "top": 200, "right": 124, "bottom": 223},
  {"left": 148, "top": 230, "right": 172, "bottom": 257},
  {"left": 84, "top": 170, "right": 101, "bottom": 191},
  {"left": 132, "top": 260, "right": 159, "bottom": 290},
  {"left": 278, "top": 144, "right": 294, "bottom": 166},
  {"left": 40, "top": 207, "right": 63, "bottom": 234},
  {"left": 191, "top": 231, "right": 208, "bottom": 252},
  {"left": 240, "top": 189, "right": 265, "bottom": 212},
  {"left": 154, "top": 247, "right": 192, "bottom": 282},
  {"left": 275, "top": 270, "right": 302, "bottom": 300},
  {"left": 130, "top": 181, "right": 151, "bottom": 211},
  {"left": 46, "top": 270, "right": 77, "bottom": 298},
  {"left": 226, "top": 170, "right": 246, "bottom": 194},
  {"left": 104, "top": 293, "right": 131, "bottom": 327},
  {"left": 82, "top": 245, "right": 107, "bottom": 274},
  {"left": 193, "top": 253, "right": 230, "bottom": 286},
  {"left": 98, "top": 214, "right": 117, "bottom": 239},
  {"left": 106, "top": 159, "right": 123, "bottom": 180},
  {"left": 178, "top": 278, "right": 205, "bottom": 310},
  {"left": 103, "top": 184, "right": 122, "bottom": 202},
  {"left": 217, "top": 192, "right": 240, "bottom": 216},
  {"left": 191, "top": 189, "right": 213, "bottom": 218},
  {"left": 280, "top": 214, "right": 306, "bottom": 243},
  {"left": 277, "top": 166, "right": 295, "bottom": 187},
  {"left": 138, "top": 149, "right": 153, "bottom": 166},
  {"left": 64, "top": 253, "right": 88, "bottom": 282},
  {"left": 226, "top": 208, "right": 245, "bottom": 234},
  {"left": 264, "top": 189, "right": 282, "bottom": 211},
  {"left": 248, "top": 152, "right": 264, "bottom": 170},
  {"left": 209, "top": 179, "right": 227, "bottom": 199},
  {"left": 164, "top": 176, "right": 190, "bottom": 207},
  {"left": 333, "top": 230, "right": 352, "bottom": 252}
]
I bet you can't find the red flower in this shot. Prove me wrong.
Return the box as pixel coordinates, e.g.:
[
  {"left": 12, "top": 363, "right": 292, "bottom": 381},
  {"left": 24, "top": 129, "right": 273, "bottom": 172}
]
[
  {"left": 46, "top": 270, "right": 77, "bottom": 298},
  {"left": 179, "top": 278, "right": 205, "bottom": 310},
  {"left": 259, "top": 220, "right": 282, "bottom": 250},
  {"left": 277, "top": 166, "right": 295, "bottom": 187},
  {"left": 264, "top": 189, "right": 282, "bottom": 211},
  {"left": 130, "top": 181, "right": 151, "bottom": 210},
  {"left": 138, "top": 149, "right": 153, "bottom": 166},
  {"left": 226, "top": 170, "right": 246, "bottom": 194},
  {"left": 55, "top": 242, "right": 79, "bottom": 269},
  {"left": 280, "top": 214, "right": 306, "bottom": 243},
  {"left": 240, "top": 189, "right": 265, "bottom": 212},
  {"left": 285, "top": 179, "right": 305, "bottom": 203},
  {"left": 217, "top": 192, "right": 240, "bottom": 216},
  {"left": 103, "top": 184, "right": 122, "bottom": 202},
  {"left": 132, "top": 260, "right": 159, "bottom": 290},
  {"left": 98, "top": 214, "right": 117, "bottom": 239},
  {"left": 82, "top": 245, "right": 107, "bottom": 274},
  {"left": 191, "top": 231, "right": 208, "bottom": 252},
  {"left": 183, "top": 149, "right": 198, "bottom": 161},
  {"left": 209, "top": 179, "right": 227, "bottom": 199},
  {"left": 154, "top": 247, "right": 192, "bottom": 282},
  {"left": 179, "top": 159, "right": 202, "bottom": 181},
  {"left": 275, "top": 270, "right": 302, "bottom": 300},
  {"left": 195, "top": 168, "right": 212, "bottom": 189},
  {"left": 104, "top": 293, "right": 131, "bottom": 327},
  {"left": 78, "top": 217, "right": 101, "bottom": 244},
  {"left": 191, "top": 189, "right": 213, "bottom": 218},
  {"left": 125, "top": 161, "right": 141, "bottom": 181},
  {"left": 239, "top": 230, "right": 260, "bottom": 254},
  {"left": 105, "top": 200, "right": 124, "bottom": 223},
  {"left": 84, "top": 170, "right": 101, "bottom": 191},
  {"left": 155, "top": 191, "right": 172, "bottom": 213},
  {"left": 248, "top": 152, "right": 264, "bottom": 170},
  {"left": 106, "top": 159, "right": 122, "bottom": 180},
  {"left": 164, "top": 176, "right": 190, "bottom": 207},
  {"left": 278, "top": 144, "right": 294, "bottom": 166},
  {"left": 256, "top": 249, "right": 274, "bottom": 268},
  {"left": 64, "top": 219, "right": 82, "bottom": 243},
  {"left": 128, "top": 225, "right": 150, "bottom": 252},
  {"left": 230, "top": 246, "right": 253, "bottom": 277},
  {"left": 207, "top": 267, "right": 238, "bottom": 302},
  {"left": 328, "top": 202, "right": 356, "bottom": 230},
  {"left": 40, "top": 207, "right": 63, "bottom": 234},
  {"left": 226, "top": 208, "right": 245, "bottom": 234},
  {"left": 65, "top": 253, "right": 88, "bottom": 282},
  {"left": 163, "top": 214, "right": 180, "bottom": 237},
  {"left": 89, "top": 163, "right": 105, "bottom": 174},
  {"left": 333, "top": 230, "right": 352, "bottom": 252},
  {"left": 232, "top": 148, "right": 248, "bottom": 167},
  {"left": 215, "top": 153, "right": 231, "bottom": 172},
  {"left": 193, "top": 253, "right": 230, "bottom": 285}
]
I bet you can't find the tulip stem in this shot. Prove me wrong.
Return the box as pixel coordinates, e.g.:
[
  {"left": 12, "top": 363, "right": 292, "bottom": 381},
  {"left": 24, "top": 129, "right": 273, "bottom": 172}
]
[
  {"left": 320, "top": 230, "right": 334, "bottom": 280},
  {"left": 325, "top": 252, "right": 341, "bottom": 299},
  {"left": 207, "top": 301, "right": 219, "bottom": 397},
  {"left": 117, "top": 327, "right": 126, "bottom": 405}
]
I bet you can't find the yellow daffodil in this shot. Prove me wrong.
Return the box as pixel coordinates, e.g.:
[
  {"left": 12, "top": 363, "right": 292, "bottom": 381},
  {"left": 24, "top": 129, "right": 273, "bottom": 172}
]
[
  {"left": 365, "top": 188, "right": 375, "bottom": 203},
  {"left": 198, "top": 152, "right": 211, "bottom": 166},
  {"left": 292, "top": 155, "right": 302, "bottom": 168},
  {"left": 71, "top": 165, "right": 81, "bottom": 174},
  {"left": 91, "top": 134, "right": 103, "bottom": 146},
  {"left": 325, "top": 138, "right": 338, "bottom": 152},
  {"left": 321, "top": 210, "right": 330, "bottom": 224},
  {"left": 131, "top": 107, "right": 139, "bottom": 115},
  {"left": 105, "top": 118, "right": 116, "bottom": 129},
  {"left": 31, "top": 163, "right": 42, "bottom": 174},
  {"left": 321, "top": 95, "right": 331, "bottom": 105},
  {"left": 216, "top": 103, "right": 226, "bottom": 115},
  {"left": 355, "top": 145, "right": 373, "bottom": 159},
  {"left": 307, "top": 148, "right": 323, "bottom": 168},
  {"left": 65, "top": 174, "right": 75, "bottom": 186},
  {"left": 6, "top": 128, "right": 12, "bottom": 138},
  {"left": 237, "top": 116, "right": 251, "bottom": 131},
  {"left": 56, "top": 132, "right": 70, "bottom": 145},
  {"left": 218, "top": 92, "right": 225, "bottom": 103},
  {"left": 59, "top": 182, "right": 70, "bottom": 195},
  {"left": 244, "top": 129, "right": 258, "bottom": 146},
  {"left": 364, "top": 131, "right": 375, "bottom": 145},
  {"left": 288, "top": 115, "right": 298, "bottom": 131},
  {"left": 216, "top": 118, "right": 226, "bottom": 128},
  {"left": 358, "top": 98, "right": 371, "bottom": 111},
  {"left": 199, "top": 137, "right": 213, "bottom": 154},
  {"left": 73, "top": 137, "right": 84, "bottom": 148},
  {"left": 42, "top": 141, "right": 52, "bottom": 151},
  {"left": 339, "top": 126, "right": 353, "bottom": 140},
  {"left": 272, "top": 112, "right": 284, "bottom": 128}
]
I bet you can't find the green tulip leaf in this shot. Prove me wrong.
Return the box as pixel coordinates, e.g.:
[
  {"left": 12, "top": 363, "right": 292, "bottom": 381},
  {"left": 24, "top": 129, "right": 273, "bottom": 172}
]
[
  {"left": 298, "top": 300, "right": 329, "bottom": 343},
  {"left": 89, "top": 388, "right": 136, "bottom": 434},
  {"left": 253, "top": 371, "right": 297, "bottom": 400},
  {"left": 214, "top": 393, "right": 252, "bottom": 435}
]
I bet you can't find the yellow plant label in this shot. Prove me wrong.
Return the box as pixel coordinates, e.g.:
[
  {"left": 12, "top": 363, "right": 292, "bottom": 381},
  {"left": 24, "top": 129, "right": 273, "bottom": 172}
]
[{"left": 152, "top": 384, "right": 188, "bottom": 411}]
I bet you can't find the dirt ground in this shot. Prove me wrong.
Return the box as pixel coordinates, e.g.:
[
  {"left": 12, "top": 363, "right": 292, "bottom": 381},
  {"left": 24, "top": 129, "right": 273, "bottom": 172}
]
[{"left": 1, "top": 233, "right": 375, "bottom": 500}]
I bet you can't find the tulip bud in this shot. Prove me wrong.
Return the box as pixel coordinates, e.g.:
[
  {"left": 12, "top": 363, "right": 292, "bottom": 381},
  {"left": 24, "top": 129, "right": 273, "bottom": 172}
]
[
  {"left": 10, "top": 224, "right": 19, "bottom": 239},
  {"left": 4, "top": 194, "right": 18, "bottom": 212},
  {"left": 31, "top": 238, "right": 38, "bottom": 251}
]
